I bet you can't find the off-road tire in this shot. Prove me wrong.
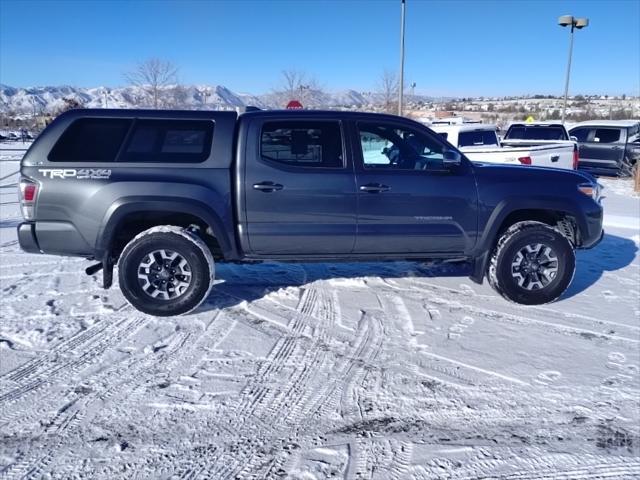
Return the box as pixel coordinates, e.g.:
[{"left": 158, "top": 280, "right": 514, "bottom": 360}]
[
  {"left": 118, "top": 226, "right": 214, "bottom": 316},
  {"left": 488, "top": 221, "right": 575, "bottom": 305}
]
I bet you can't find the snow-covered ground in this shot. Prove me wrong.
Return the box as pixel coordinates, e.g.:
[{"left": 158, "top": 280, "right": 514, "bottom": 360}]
[{"left": 1, "top": 147, "right": 639, "bottom": 479}]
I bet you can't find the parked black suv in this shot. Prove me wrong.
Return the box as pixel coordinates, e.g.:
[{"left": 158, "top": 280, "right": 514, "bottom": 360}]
[{"left": 18, "top": 109, "right": 604, "bottom": 315}]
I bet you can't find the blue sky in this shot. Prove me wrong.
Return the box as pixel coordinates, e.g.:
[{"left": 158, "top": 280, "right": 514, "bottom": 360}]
[{"left": 1, "top": 0, "right": 638, "bottom": 96}]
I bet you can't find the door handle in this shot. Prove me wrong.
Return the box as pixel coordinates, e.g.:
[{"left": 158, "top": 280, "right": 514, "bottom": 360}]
[
  {"left": 551, "top": 155, "right": 559, "bottom": 162},
  {"left": 253, "top": 182, "right": 284, "bottom": 192},
  {"left": 359, "top": 183, "right": 390, "bottom": 193}
]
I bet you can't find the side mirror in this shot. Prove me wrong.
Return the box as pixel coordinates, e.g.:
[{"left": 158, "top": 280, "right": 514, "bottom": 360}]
[
  {"left": 570, "top": 136, "right": 578, "bottom": 142},
  {"left": 443, "top": 149, "right": 462, "bottom": 167}
]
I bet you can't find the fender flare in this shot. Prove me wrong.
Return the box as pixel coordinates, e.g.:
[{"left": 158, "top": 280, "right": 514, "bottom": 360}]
[
  {"left": 469, "top": 197, "right": 585, "bottom": 284},
  {"left": 95, "top": 196, "right": 238, "bottom": 260}
]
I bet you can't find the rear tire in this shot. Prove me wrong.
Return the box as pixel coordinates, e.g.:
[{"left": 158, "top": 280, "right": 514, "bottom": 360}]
[
  {"left": 488, "top": 221, "right": 575, "bottom": 305},
  {"left": 118, "top": 226, "right": 214, "bottom": 316},
  {"left": 618, "top": 155, "right": 634, "bottom": 177}
]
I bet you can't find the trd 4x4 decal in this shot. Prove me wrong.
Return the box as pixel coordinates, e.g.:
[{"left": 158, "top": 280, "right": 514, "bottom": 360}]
[{"left": 38, "top": 168, "right": 111, "bottom": 179}]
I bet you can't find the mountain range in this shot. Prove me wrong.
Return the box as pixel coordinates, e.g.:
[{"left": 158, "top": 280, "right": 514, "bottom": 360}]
[{"left": 0, "top": 84, "right": 430, "bottom": 115}]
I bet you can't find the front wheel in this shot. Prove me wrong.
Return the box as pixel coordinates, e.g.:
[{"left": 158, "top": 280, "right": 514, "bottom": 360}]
[
  {"left": 118, "top": 226, "right": 214, "bottom": 316},
  {"left": 488, "top": 221, "right": 575, "bottom": 305}
]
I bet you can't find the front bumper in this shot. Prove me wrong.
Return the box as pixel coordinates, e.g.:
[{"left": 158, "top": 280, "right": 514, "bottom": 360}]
[
  {"left": 582, "top": 228, "right": 604, "bottom": 250},
  {"left": 17, "top": 222, "right": 41, "bottom": 253},
  {"left": 578, "top": 203, "right": 604, "bottom": 249}
]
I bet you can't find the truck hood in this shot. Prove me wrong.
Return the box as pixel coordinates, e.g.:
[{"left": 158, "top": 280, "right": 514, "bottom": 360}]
[{"left": 472, "top": 162, "right": 597, "bottom": 186}]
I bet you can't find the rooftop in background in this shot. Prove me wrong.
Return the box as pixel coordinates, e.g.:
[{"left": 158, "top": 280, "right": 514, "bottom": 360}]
[{"left": 570, "top": 120, "right": 640, "bottom": 127}]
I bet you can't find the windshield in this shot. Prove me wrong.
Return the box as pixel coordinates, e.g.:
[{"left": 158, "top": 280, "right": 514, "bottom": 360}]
[
  {"left": 507, "top": 125, "right": 567, "bottom": 140},
  {"left": 458, "top": 130, "right": 499, "bottom": 147}
]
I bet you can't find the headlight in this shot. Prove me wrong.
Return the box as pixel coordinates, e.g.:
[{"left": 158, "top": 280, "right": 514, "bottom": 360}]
[{"left": 577, "top": 182, "right": 602, "bottom": 202}]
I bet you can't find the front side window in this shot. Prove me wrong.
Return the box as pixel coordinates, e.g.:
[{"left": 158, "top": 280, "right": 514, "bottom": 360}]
[
  {"left": 569, "top": 127, "right": 590, "bottom": 142},
  {"left": 458, "top": 130, "right": 499, "bottom": 147},
  {"left": 120, "top": 120, "right": 213, "bottom": 163},
  {"left": 49, "top": 118, "right": 132, "bottom": 162},
  {"left": 627, "top": 124, "right": 639, "bottom": 139},
  {"left": 260, "top": 121, "right": 343, "bottom": 168},
  {"left": 358, "top": 122, "right": 445, "bottom": 170},
  {"left": 593, "top": 128, "right": 621, "bottom": 144}
]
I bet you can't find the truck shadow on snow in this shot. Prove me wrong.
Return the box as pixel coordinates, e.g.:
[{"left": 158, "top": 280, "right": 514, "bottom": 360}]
[
  {"left": 563, "top": 232, "right": 638, "bottom": 299},
  {"left": 196, "top": 232, "right": 636, "bottom": 312}
]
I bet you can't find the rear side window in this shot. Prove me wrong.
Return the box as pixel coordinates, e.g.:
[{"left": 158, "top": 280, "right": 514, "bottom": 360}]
[
  {"left": 49, "top": 118, "right": 132, "bottom": 162},
  {"left": 458, "top": 130, "right": 499, "bottom": 147},
  {"left": 260, "top": 121, "right": 343, "bottom": 168},
  {"left": 593, "top": 128, "right": 621, "bottom": 143},
  {"left": 507, "top": 126, "right": 566, "bottom": 140},
  {"left": 120, "top": 119, "right": 214, "bottom": 163}
]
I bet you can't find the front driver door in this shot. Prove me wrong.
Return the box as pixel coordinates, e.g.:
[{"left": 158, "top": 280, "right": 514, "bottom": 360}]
[{"left": 352, "top": 119, "right": 478, "bottom": 254}]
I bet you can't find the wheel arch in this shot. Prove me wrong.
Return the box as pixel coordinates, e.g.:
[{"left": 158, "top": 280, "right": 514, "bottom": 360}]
[
  {"left": 470, "top": 198, "right": 583, "bottom": 284},
  {"left": 96, "top": 197, "right": 239, "bottom": 262}
]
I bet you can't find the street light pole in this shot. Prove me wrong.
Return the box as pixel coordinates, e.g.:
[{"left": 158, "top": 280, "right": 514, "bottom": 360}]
[
  {"left": 398, "top": 0, "right": 406, "bottom": 116},
  {"left": 558, "top": 15, "right": 589, "bottom": 124}
]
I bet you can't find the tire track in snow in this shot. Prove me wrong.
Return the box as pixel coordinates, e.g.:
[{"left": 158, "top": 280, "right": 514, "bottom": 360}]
[
  {"left": 0, "top": 307, "right": 144, "bottom": 442},
  {"left": 391, "top": 278, "right": 640, "bottom": 343},
  {"left": 206, "top": 287, "right": 334, "bottom": 479},
  {"left": 3, "top": 312, "right": 238, "bottom": 480}
]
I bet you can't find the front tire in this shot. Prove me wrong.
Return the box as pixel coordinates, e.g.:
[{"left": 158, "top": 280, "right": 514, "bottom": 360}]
[
  {"left": 488, "top": 221, "right": 575, "bottom": 305},
  {"left": 118, "top": 226, "right": 214, "bottom": 316}
]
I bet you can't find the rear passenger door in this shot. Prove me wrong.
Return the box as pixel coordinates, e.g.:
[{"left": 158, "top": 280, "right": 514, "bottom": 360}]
[{"left": 243, "top": 118, "right": 357, "bottom": 255}]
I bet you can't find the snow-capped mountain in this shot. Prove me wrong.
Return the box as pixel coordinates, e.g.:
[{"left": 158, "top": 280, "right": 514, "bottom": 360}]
[{"left": 0, "top": 84, "right": 408, "bottom": 115}]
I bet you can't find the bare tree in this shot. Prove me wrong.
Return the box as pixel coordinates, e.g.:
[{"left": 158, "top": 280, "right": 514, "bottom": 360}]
[
  {"left": 275, "top": 69, "right": 325, "bottom": 107},
  {"left": 377, "top": 69, "right": 398, "bottom": 113},
  {"left": 125, "top": 58, "right": 180, "bottom": 109},
  {"left": 55, "top": 96, "right": 85, "bottom": 115},
  {"left": 281, "top": 69, "right": 306, "bottom": 101}
]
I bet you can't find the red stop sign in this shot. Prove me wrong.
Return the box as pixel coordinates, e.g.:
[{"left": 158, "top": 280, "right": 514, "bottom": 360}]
[{"left": 286, "top": 100, "right": 304, "bottom": 109}]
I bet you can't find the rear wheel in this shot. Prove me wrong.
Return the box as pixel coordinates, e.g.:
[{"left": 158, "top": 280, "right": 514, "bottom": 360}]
[
  {"left": 118, "top": 226, "right": 214, "bottom": 316},
  {"left": 618, "top": 155, "right": 634, "bottom": 177},
  {"left": 488, "top": 221, "right": 575, "bottom": 305}
]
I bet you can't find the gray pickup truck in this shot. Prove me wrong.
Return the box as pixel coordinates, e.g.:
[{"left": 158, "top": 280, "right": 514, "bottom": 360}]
[
  {"left": 18, "top": 109, "right": 603, "bottom": 315},
  {"left": 569, "top": 120, "right": 640, "bottom": 176}
]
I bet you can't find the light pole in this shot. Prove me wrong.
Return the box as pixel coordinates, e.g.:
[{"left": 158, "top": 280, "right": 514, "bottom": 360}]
[
  {"left": 398, "top": 0, "right": 406, "bottom": 116},
  {"left": 558, "top": 15, "right": 589, "bottom": 124}
]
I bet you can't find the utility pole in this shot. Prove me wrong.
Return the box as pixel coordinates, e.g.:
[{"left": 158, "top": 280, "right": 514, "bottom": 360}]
[
  {"left": 558, "top": 15, "right": 589, "bottom": 124},
  {"left": 398, "top": 0, "right": 406, "bottom": 116}
]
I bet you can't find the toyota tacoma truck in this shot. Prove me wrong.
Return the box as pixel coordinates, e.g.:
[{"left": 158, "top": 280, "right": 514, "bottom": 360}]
[{"left": 17, "top": 109, "right": 603, "bottom": 316}]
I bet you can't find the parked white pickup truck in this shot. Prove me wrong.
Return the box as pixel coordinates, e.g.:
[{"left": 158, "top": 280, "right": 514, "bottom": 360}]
[{"left": 431, "top": 124, "right": 578, "bottom": 170}]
